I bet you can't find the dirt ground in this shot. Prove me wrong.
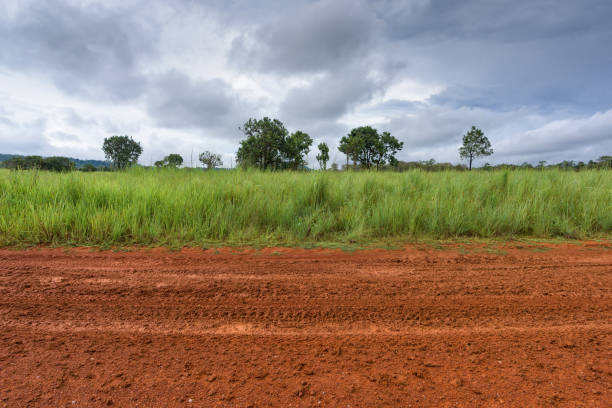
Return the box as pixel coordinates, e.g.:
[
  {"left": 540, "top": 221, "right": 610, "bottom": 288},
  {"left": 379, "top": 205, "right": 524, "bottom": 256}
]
[{"left": 0, "top": 242, "right": 611, "bottom": 407}]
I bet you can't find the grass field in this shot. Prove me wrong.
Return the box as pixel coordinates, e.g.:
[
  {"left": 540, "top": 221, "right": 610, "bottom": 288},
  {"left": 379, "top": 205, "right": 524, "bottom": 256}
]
[{"left": 0, "top": 168, "right": 610, "bottom": 247}]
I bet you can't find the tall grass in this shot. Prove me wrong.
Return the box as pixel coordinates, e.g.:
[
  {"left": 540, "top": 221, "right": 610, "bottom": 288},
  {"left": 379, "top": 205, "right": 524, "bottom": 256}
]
[{"left": 0, "top": 168, "right": 610, "bottom": 246}]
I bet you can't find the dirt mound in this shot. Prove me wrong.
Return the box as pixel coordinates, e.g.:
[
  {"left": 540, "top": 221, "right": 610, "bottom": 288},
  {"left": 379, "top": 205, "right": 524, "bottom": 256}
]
[{"left": 1, "top": 243, "right": 611, "bottom": 406}]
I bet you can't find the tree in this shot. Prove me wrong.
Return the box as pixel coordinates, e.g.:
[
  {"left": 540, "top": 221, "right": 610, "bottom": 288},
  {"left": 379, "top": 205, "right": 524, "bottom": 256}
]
[
  {"left": 199, "top": 151, "right": 223, "bottom": 170},
  {"left": 155, "top": 154, "right": 183, "bottom": 168},
  {"left": 2, "top": 156, "right": 43, "bottom": 170},
  {"left": 284, "top": 131, "right": 313, "bottom": 170},
  {"left": 338, "top": 131, "right": 363, "bottom": 167},
  {"left": 378, "top": 131, "right": 403, "bottom": 169},
  {"left": 102, "top": 135, "right": 143, "bottom": 169},
  {"left": 597, "top": 155, "right": 612, "bottom": 169},
  {"left": 338, "top": 126, "right": 403, "bottom": 169},
  {"left": 316, "top": 142, "right": 330, "bottom": 170},
  {"left": 80, "top": 163, "right": 97, "bottom": 172},
  {"left": 458, "top": 126, "right": 493, "bottom": 170},
  {"left": 235, "top": 117, "right": 312, "bottom": 170},
  {"left": 42, "top": 156, "right": 74, "bottom": 172}
]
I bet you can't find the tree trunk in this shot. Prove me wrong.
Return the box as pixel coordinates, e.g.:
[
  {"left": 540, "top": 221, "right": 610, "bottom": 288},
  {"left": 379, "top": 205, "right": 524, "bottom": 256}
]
[{"left": 469, "top": 156, "right": 473, "bottom": 171}]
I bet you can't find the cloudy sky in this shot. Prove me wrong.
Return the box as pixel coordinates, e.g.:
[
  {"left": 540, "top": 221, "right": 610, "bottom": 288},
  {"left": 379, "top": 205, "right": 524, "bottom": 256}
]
[{"left": 1, "top": 0, "right": 611, "bottom": 167}]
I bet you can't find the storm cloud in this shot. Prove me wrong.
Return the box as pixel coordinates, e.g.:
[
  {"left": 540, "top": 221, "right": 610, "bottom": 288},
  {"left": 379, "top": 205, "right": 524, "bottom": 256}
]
[{"left": 0, "top": 0, "right": 611, "bottom": 166}]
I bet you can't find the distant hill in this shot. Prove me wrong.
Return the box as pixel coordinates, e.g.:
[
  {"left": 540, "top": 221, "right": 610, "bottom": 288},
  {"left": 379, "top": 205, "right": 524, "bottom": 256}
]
[{"left": 0, "top": 153, "right": 109, "bottom": 168}]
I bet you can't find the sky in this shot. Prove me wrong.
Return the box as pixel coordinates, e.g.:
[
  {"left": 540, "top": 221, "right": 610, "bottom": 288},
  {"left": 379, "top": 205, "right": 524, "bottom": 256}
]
[{"left": 1, "top": 0, "right": 611, "bottom": 167}]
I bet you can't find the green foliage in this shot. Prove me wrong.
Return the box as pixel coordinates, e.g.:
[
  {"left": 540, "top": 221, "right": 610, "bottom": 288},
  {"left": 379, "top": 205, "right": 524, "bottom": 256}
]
[
  {"left": 1, "top": 154, "right": 108, "bottom": 169},
  {"left": 42, "top": 156, "right": 75, "bottom": 172},
  {"left": 338, "top": 126, "right": 403, "bottom": 169},
  {"left": 459, "top": 126, "right": 493, "bottom": 170},
  {"left": 199, "top": 151, "right": 223, "bottom": 169},
  {"left": 155, "top": 153, "right": 183, "bottom": 168},
  {"left": 2, "top": 155, "right": 43, "bottom": 170},
  {"left": 2, "top": 155, "right": 74, "bottom": 171},
  {"left": 0, "top": 168, "right": 610, "bottom": 247},
  {"left": 236, "top": 117, "right": 312, "bottom": 170},
  {"left": 80, "top": 164, "right": 97, "bottom": 172},
  {"left": 598, "top": 156, "right": 612, "bottom": 169},
  {"left": 285, "top": 131, "right": 313, "bottom": 169},
  {"left": 102, "top": 135, "right": 143, "bottom": 169},
  {"left": 316, "top": 142, "right": 330, "bottom": 170}
]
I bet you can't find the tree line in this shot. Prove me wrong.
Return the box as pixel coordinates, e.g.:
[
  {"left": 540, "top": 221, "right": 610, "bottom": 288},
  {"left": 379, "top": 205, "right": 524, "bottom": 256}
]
[{"left": 2, "top": 117, "right": 611, "bottom": 171}]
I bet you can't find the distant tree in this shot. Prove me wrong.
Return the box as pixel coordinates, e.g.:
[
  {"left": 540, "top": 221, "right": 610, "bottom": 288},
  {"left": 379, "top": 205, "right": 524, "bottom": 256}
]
[
  {"left": 2, "top": 155, "right": 74, "bottom": 171},
  {"left": 102, "top": 135, "right": 142, "bottom": 169},
  {"left": 80, "top": 163, "right": 97, "bottom": 172},
  {"left": 236, "top": 117, "right": 312, "bottom": 170},
  {"left": 459, "top": 126, "right": 493, "bottom": 170},
  {"left": 338, "top": 126, "right": 402, "bottom": 169},
  {"left": 199, "top": 151, "right": 223, "bottom": 170},
  {"left": 378, "top": 131, "right": 403, "bottom": 169},
  {"left": 331, "top": 162, "right": 339, "bottom": 171},
  {"left": 284, "top": 131, "right": 313, "bottom": 170},
  {"left": 597, "top": 155, "right": 612, "bottom": 169},
  {"left": 338, "top": 131, "right": 363, "bottom": 167},
  {"left": 155, "top": 154, "right": 183, "bottom": 168},
  {"left": 165, "top": 154, "right": 183, "bottom": 168},
  {"left": 237, "top": 117, "right": 287, "bottom": 169},
  {"left": 2, "top": 156, "right": 42, "bottom": 170},
  {"left": 42, "top": 157, "right": 74, "bottom": 172},
  {"left": 316, "top": 142, "right": 330, "bottom": 170}
]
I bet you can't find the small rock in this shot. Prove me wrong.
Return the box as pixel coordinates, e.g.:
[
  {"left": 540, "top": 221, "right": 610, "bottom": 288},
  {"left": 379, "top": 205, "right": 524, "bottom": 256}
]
[{"left": 206, "top": 375, "right": 216, "bottom": 382}]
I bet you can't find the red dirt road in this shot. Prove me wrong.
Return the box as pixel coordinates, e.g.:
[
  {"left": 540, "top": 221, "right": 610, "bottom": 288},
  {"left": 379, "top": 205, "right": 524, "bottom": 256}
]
[{"left": 1, "top": 243, "right": 611, "bottom": 407}]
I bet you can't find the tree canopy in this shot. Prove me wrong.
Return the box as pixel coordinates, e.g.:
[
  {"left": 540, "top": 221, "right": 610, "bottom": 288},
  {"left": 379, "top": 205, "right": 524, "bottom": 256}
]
[
  {"left": 1, "top": 155, "right": 74, "bottom": 171},
  {"left": 102, "top": 135, "right": 143, "bottom": 169},
  {"left": 316, "top": 142, "right": 330, "bottom": 170},
  {"left": 236, "top": 117, "right": 312, "bottom": 170},
  {"left": 199, "top": 151, "right": 223, "bottom": 169},
  {"left": 338, "top": 126, "right": 403, "bottom": 169},
  {"left": 459, "top": 126, "right": 493, "bottom": 170},
  {"left": 155, "top": 154, "right": 183, "bottom": 168}
]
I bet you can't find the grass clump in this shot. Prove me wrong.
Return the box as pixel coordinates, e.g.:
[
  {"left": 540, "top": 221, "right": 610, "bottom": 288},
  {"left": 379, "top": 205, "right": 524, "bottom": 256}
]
[{"left": 0, "top": 168, "right": 610, "bottom": 247}]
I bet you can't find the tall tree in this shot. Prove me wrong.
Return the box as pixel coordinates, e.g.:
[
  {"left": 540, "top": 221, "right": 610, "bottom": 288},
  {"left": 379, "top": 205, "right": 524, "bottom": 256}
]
[
  {"left": 339, "top": 126, "right": 402, "bottom": 169},
  {"left": 199, "top": 151, "right": 223, "bottom": 170},
  {"left": 236, "top": 117, "right": 288, "bottom": 169},
  {"left": 102, "top": 135, "right": 143, "bottom": 169},
  {"left": 458, "top": 126, "right": 493, "bottom": 170},
  {"left": 284, "top": 131, "right": 313, "bottom": 170},
  {"left": 316, "top": 142, "right": 330, "bottom": 170},
  {"left": 236, "top": 117, "right": 312, "bottom": 170},
  {"left": 338, "top": 130, "right": 365, "bottom": 167}
]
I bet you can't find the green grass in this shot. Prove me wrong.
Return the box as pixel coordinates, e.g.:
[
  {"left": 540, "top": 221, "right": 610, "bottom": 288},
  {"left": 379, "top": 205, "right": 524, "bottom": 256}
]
[{"left": 0, "top": 168, "right": 610, "bottom": 247}]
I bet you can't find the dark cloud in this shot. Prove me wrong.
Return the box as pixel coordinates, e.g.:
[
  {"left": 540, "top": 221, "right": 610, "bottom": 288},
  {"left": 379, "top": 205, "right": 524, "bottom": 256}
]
[
  {"left": 280, "top": 68, "right": 383, "bottom": 125},
  {"left": 380, "top": 0, "right": 612, "bottom": 41},
  {"left": 0, "top": 0, "right": 157, "bottom": 100},
  {"left": 378, "top": 1, "right": 612, "bottom": 112},
  {"left": 230, "top": 0, "right": 378, "bottom": 74},
  {"left": 146, "top": 70, "right": 249, "bottom": 134}
]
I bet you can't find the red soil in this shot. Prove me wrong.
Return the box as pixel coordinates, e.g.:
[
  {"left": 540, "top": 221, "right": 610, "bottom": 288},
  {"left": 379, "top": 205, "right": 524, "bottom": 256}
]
[{"left": 1, "top": 242, "right": 611, "bottom": 407}]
